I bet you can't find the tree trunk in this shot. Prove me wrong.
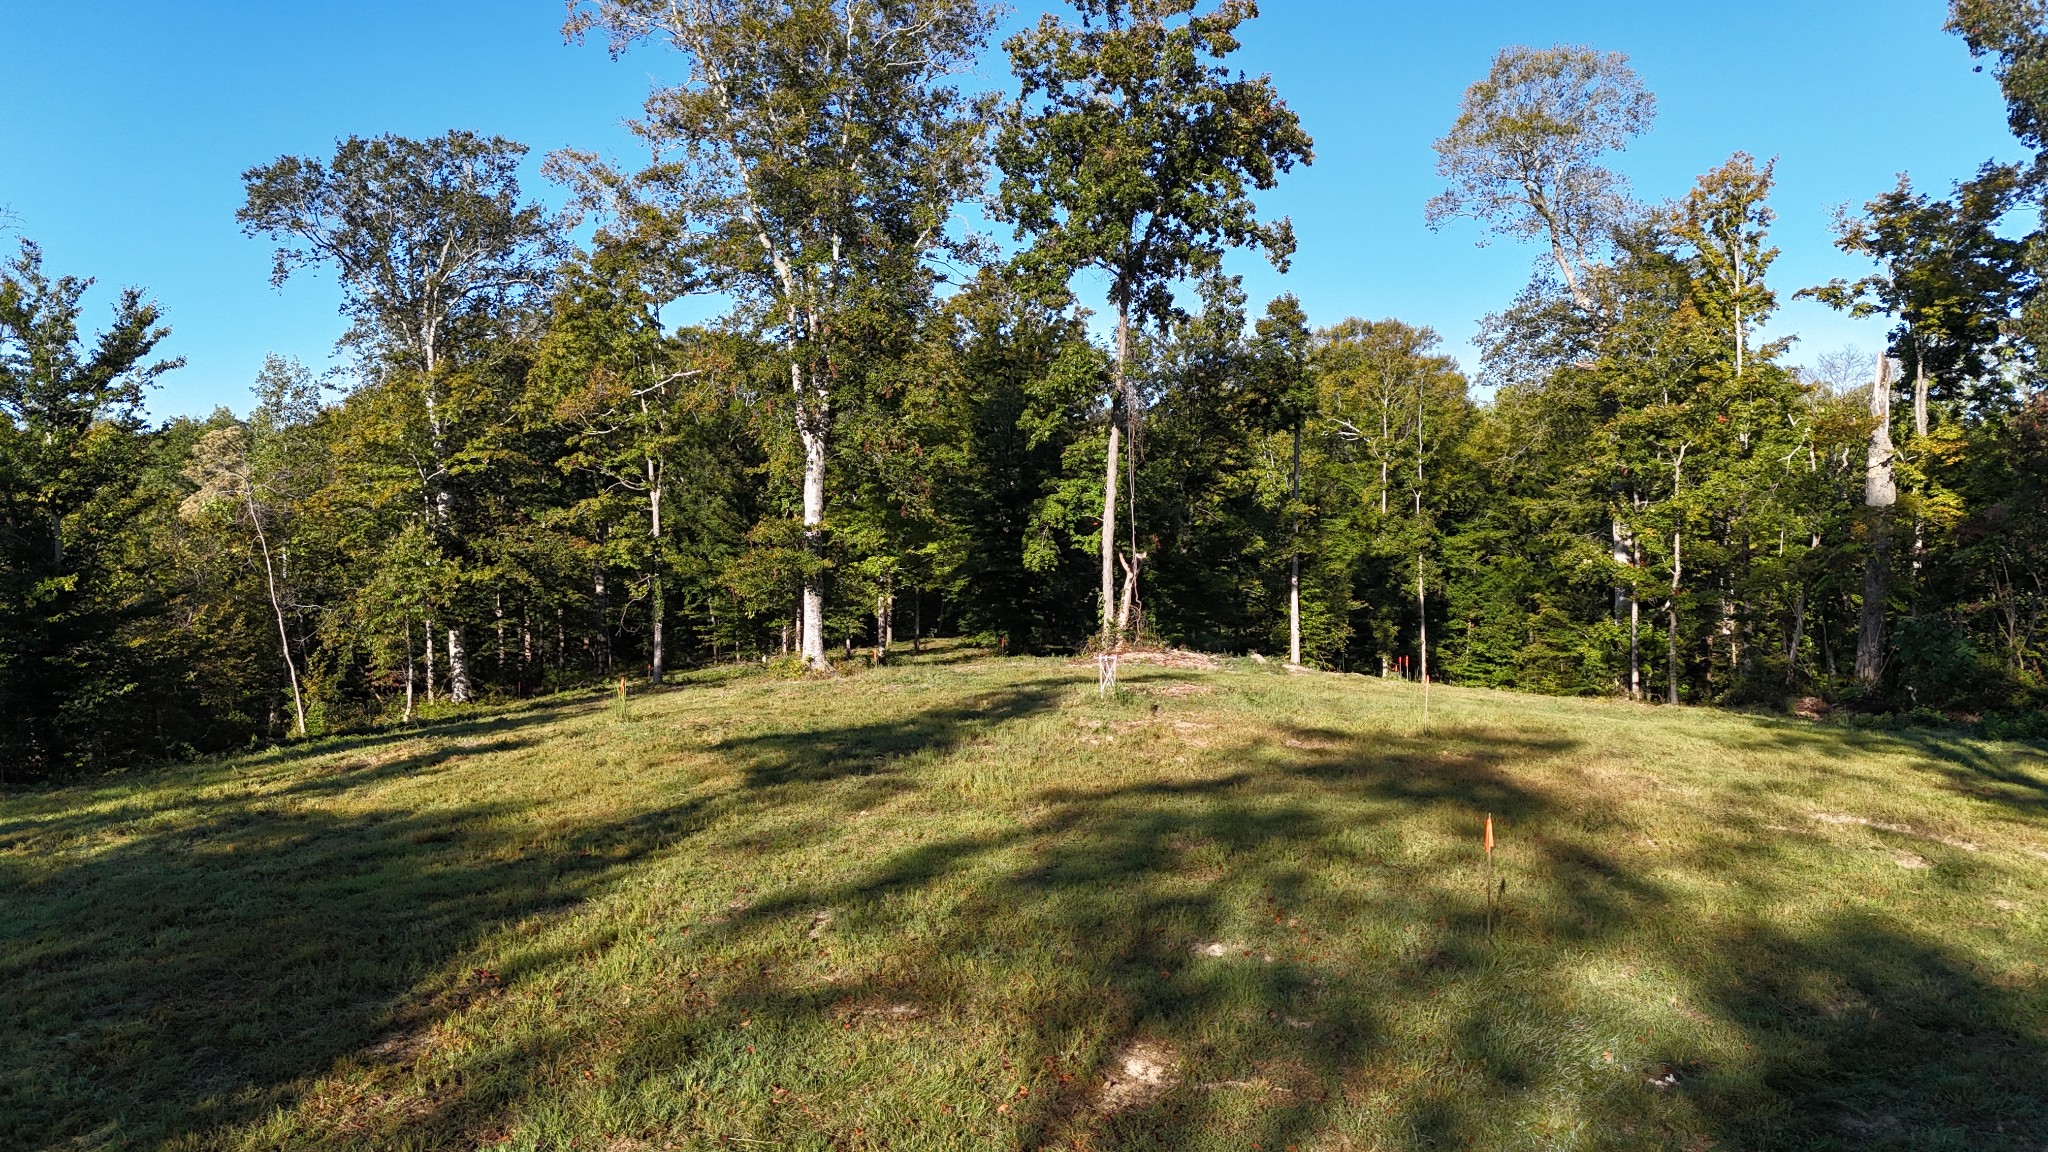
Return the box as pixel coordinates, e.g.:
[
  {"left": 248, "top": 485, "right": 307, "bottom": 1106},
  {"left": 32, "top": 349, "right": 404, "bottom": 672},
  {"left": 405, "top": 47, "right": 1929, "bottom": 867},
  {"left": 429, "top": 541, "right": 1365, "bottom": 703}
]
[
  {"left": 875, "top": 575, "right": 893, "bottom": 662},
  {"left": 1911, "top": 356, "right": 1929, "bottom": 593},
  {"left": 1102, "top": 416, "right": 1122, "bottom": 643},
  {"left": 447, "top": 628, "right": 472, "bottom": 703},
  {"left": 650, "top": 572, "right": 666, "bottom": 686},
  {"left": 520, "top": 605, "right": 532, "bottom": 697},
  {"left": 1102, "top": 301, "right": 1135, "bottom": 644},
  {"left": 245, "top": 488, "right": 306, "bottom": 737},
  {"left": 403, "top": 619, "right": 416, "bottom": 723},
  {"left": 648, "top": 459, "right": 666, "bottom": 686},
  {"left": 1116, "top": 550, "right": 1140, "bottom": 636},
  {"left": 1913, "top": 354, "right": 1930, "bottom": 440},
  {"left": 424, "top": 622, "right": 437, "bottom": 704},
  {"left": 1629, "top": 565, "right": 1642, "bottom": 701},
  {"left": 1857, "top": 358, "right": 1898, "bottom": 683},
  {"left": 798, "top": 381, "right": 830, "bottom": 671},
  {"left": 1289, "top": 421, "right": 1302, "bottom": 666},
  {"left": 1615, "top": 515, "right": 1637, "bottom": 699},
  {"left": 420, "top": 346, "right": 468, "bottom": 704}
]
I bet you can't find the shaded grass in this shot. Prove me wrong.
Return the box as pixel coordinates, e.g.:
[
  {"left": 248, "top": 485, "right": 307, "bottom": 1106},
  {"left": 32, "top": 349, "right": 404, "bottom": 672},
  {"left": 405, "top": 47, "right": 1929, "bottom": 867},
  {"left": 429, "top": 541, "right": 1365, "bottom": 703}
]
[{"left": 3, "top": 649, "right": 2047, "bottom": 1150}]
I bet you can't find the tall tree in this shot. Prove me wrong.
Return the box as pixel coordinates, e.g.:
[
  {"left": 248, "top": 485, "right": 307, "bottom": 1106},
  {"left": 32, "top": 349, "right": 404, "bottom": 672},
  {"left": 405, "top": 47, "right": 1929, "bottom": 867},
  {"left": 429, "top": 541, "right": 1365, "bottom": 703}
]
[
  {"left": 1316, "top": 319, "right": 1470, "bottom": 678},
  {"left": 534, "top": 260, "right": 745, "bottom": 686},
  {"left": 996, "top": 0, "right": 1313, "bottom": 643},
  {"left": 1427, "top": 44, "right": 1655, "bottom": 315},
  {"left": 1805, "top": 171, "right": 2028, "bottom": 682},
  {"left": 557, "top": 0, "right": 997, "bottom": 672},
  {"left": 239, "top": 131, "right": 563, "bottom": 701},
  {"left": 1250, "top": 295, "right": 1312, "bottom": 664},
  {"left": 0, "top": 241, "right": 180, "bottom": 772}
]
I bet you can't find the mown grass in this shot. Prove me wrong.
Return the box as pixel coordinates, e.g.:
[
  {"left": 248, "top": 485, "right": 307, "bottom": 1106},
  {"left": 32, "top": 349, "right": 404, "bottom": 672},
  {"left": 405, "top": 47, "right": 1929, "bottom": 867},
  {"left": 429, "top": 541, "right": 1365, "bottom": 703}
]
[{"left": 4, "top": 648, "right": 2046, "bottom": 1150}]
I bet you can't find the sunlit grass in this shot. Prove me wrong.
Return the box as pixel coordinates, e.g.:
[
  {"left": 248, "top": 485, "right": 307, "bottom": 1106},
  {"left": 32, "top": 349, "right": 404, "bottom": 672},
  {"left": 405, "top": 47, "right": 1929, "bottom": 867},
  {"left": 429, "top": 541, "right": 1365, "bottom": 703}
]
[{"left": 4, "top": 649, "right": 2046, "bottom": 1150}]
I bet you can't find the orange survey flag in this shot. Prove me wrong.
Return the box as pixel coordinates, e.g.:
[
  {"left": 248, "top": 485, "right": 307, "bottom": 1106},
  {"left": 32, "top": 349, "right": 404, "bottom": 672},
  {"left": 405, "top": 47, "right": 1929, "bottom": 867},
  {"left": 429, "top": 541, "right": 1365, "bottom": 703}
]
[{"left": 1484, "top": 814, "right": 1494, "bottom": 854}]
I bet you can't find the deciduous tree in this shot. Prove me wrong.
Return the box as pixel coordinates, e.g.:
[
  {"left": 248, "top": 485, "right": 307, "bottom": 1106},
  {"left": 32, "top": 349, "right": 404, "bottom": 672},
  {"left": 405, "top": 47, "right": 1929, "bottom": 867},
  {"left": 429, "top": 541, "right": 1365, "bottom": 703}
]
[
  {"left": 557, "top": 0, "right": 998, "bottom": 671},
  {"left": 997, "top": 0, "right": 1312, "bottom": 642}
]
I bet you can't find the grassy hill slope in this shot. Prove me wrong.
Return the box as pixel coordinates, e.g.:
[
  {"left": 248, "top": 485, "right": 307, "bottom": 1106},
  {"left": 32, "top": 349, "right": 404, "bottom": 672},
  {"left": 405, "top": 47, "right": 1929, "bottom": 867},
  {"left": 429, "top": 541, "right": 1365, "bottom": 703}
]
[{"left": 5, "top": 652, "right": 2047, "bottom": 1151}]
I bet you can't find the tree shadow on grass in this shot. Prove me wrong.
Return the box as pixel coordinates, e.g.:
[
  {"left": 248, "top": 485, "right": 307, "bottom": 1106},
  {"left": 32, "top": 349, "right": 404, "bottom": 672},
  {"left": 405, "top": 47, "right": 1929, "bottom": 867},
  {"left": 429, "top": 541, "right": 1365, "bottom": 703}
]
[
  {"left": 1701, "top": 914, "right": 2048, "bottom": 1150},
  {"left": 0, "top": 764, "right": 708, "bottom": 1149},
  {"left": 709, "top": 678, "right": 1067, "bottom": 788},
  {"left": 0, "top": 707, "right": 568, "bottom": 845},
  {"left": 255, "top": 692, "right": 611, "bottom": 773},
  {"left": 404, "top": 720, "right": 1624, "bottom": 1152},
  {"left": 9, "top": 677, "right": 2048, "bottom": 1151},
  {"left": 0, "top": 671, "right": 1079, "bottom": 1149},
  {"left": 624, "top": 716, "right": 2048, "bottom": 1151},
  {"left": 1721, "top": 715, "right": 2048, "bottom": 820}
]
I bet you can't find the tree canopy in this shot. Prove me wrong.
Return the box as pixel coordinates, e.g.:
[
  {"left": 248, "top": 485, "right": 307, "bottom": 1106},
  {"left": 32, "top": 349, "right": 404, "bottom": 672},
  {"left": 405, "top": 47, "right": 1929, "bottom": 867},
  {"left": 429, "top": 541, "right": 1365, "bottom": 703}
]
[{"left": 7, "top": 3, "right": 2048, "bottom": 777}]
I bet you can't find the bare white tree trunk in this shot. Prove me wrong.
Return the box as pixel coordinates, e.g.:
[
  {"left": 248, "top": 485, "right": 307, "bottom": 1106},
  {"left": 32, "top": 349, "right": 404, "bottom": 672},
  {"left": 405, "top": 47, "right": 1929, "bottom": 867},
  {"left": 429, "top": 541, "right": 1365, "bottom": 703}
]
[
  {"left": 1101, "top": 302, "right": 1130, "bottom": 644},
  {"left": 1630, "top": 584, "right": 1642, "bottom": 701},
  {"left": 447, "top": 629, "right": 472, "bottom": 702},
  {"left": 648, "top": 451, "right": 666, "bottom": 685},
  {"left": 798, "top": 377, "right": 830, "bottom": 670},
  {"left": 424, "top": 622, "right": 437, "bottom": 704},
  {"left": 243, "top": 486, "right": 306, "bottom": 736},
  {"left": 1913, "top": 354, "right": 1930, "bottom": 440},
  {"left": 403, "top": 619, "right": 416, "bottom": 723},
  {"left": 1911, "top": 356, "right": 1929, "bottom": 588},
  {"left": 420, "top": 339, "right": 470, "bottom": 703},
  {"left": 1102, "top": 422, "right": 1122, "bottom": 642},
  {"left": 1858, "top": 358, "right": 1898, "bottom": 683}
]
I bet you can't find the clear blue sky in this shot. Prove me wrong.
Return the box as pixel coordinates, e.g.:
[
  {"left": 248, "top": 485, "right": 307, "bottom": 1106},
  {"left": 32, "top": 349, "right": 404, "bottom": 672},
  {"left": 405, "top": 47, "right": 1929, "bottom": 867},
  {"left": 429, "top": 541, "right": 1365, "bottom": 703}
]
[{"left": 0, "top": 0, "right": 2024, "bottom": 418}]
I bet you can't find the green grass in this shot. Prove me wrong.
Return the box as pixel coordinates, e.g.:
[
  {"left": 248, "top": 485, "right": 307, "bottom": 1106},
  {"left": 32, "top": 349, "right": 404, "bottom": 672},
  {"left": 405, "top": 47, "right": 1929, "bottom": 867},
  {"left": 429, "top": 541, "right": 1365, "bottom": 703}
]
[{"left": 5, "top": 648, "right": 2047, "bottom": 1151}]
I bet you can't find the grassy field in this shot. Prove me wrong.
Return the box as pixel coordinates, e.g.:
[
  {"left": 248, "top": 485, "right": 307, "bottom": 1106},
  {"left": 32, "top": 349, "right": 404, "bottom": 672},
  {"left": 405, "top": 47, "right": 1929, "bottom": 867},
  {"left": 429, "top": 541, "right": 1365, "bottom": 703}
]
[{"left": 4, "top": 649, "right": 2047, "bottom": 1151}]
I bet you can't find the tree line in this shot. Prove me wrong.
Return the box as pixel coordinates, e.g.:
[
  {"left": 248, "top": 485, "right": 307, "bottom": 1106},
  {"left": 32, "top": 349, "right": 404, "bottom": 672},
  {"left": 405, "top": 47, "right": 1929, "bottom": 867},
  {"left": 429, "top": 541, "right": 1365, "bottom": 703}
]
[{"left": 4, "top": 0, "right": 2046, "bottom": 776}]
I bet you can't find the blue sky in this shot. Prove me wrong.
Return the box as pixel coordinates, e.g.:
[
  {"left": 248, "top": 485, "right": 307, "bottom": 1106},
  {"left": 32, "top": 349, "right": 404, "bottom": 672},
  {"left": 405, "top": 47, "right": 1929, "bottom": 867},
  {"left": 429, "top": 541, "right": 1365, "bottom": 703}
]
[{"left": 0, "top": 0, "right": 2025, "bottom": 418}]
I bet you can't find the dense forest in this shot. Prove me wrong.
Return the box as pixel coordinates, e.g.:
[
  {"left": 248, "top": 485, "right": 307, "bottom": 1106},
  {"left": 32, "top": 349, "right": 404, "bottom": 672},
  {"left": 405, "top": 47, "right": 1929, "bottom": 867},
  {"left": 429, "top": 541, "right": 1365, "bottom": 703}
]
[{"left": 5, "top": 0, "right": 2047, "bottom": 776}]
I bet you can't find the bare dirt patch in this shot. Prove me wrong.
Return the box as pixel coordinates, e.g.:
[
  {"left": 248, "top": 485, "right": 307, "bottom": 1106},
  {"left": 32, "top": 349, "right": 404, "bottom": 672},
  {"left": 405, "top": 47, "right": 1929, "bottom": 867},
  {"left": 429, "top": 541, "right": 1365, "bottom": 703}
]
[
  {"left": 1093, "top": 1039, "right": 1181, "bottom": 1115},
  {"left": 1811, "top": 812, "right": 1979, "bottom": 852},
  {"left": 833, "top": 1000, "right": 927, "bottom": 1027},
  {"left": 1071, "top": 648, "right": 1220, "bottom": 671}
]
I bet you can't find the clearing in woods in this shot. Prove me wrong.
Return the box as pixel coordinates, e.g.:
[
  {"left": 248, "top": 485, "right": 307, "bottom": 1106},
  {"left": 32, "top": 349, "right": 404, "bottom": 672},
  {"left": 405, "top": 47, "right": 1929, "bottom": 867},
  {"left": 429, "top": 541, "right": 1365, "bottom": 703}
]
[{"left": 4, "top": 648, "right": 2047, "bottom": 1150}]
